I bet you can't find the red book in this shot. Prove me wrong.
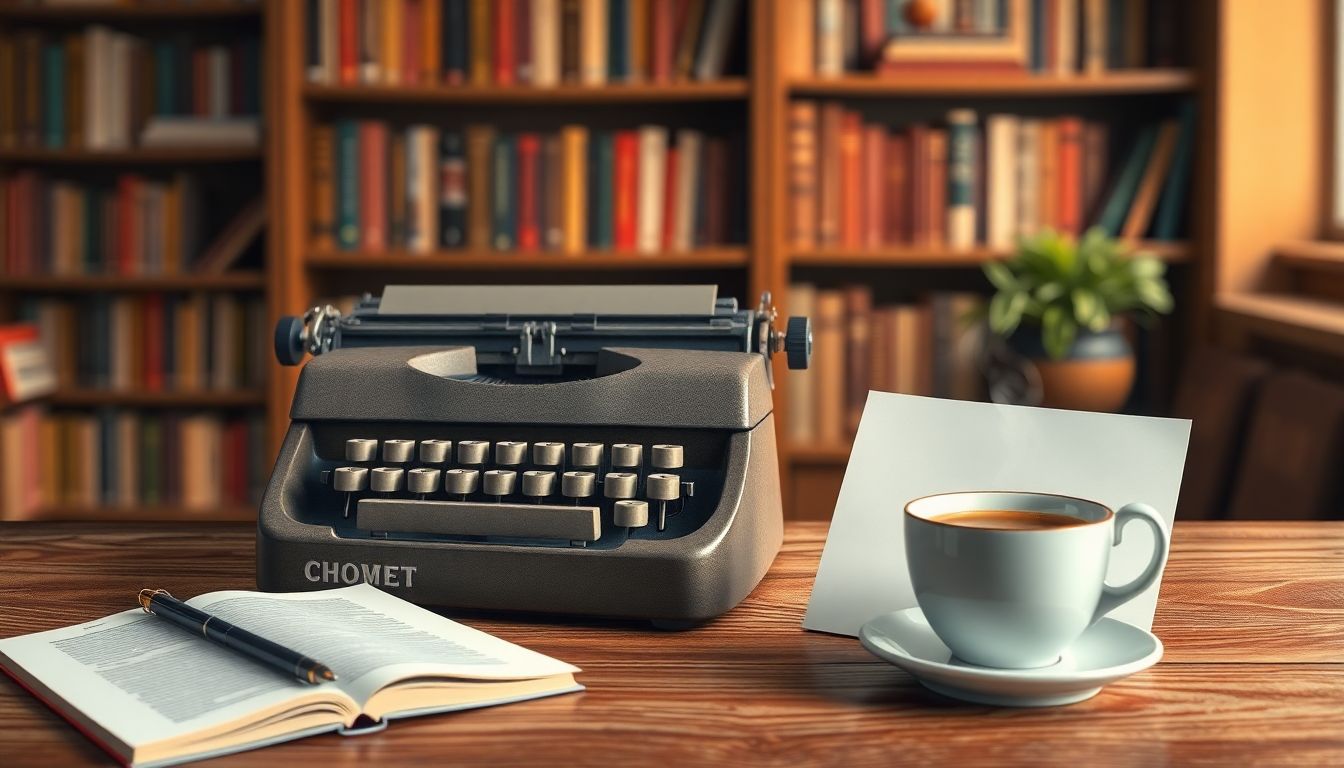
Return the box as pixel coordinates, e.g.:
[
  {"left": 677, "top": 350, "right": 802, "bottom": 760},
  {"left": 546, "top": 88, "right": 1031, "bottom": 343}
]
[
  {"left": 494, "top": 0, "right": 515, "bottom": 85},
  {"left": 403, "top": 0, "right": 424, "bottom": 85},
  {"left": 908, "top": 124, "right": 928, "bottom": 245},
  {"left": 651, "top": 0, "right": 675, "bottom": 82},
  {"left": 359, "top": 122, "right": 387, "bottom": 250},
  {"left": 661, "top": 144, "right": 679, "bottom": 249},
  {"left": 887, "top": 132, "right": 910, "bottom": 244},
  {"left": 703, "top": 137, "right": 728, "bottom": 245},
  {"left": 838, "top": 112, "right": 862, "bottom": 248},
  {"left": 1056, "top": 116, "right": 1083, "bottom": 235},
  {"left": 862, "top": 123, "right": 886, "bottom": 248},
  {"left": 117, "top": 175, "right": 137, "bottom": 275},
  {"left": 859, "top": 0, "right": 885, "bottom": 65},
  {"left": 339, "top": 0, "right": 358, "bottom": 83},
  {"left": 192, "top": 50, "right": 208, "bottom": 116},
  {"left": 143, "top": 295, "right": 164, "bottom": 393},
  {"left": 613, "top": 131, "right": 640, "bottom": 250},
  {"left": 517, "top": 133, "right": 541, "bottom": 250}
]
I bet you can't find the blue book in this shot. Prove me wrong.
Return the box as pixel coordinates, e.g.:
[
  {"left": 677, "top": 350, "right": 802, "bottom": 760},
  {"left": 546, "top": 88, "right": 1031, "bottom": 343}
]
[
  {"left": 155, "top": 42, "right": 177, "bottom": 114},
  {"left": 491, "top": 134, "right": 516, "bottom": 250},
  {"left": 43, "top": 44, "right": 65, "bottom": 148},
  {"left": 1095, "top": 124, "right": 1158, "bottom": 236},
  {"left": 608, "top": 0, "right": 628, "bottom": 81},
  {"left": 1029, "top": 0, "right": 1046, "bottom": 72},
  {"left": 335, "top": 120, "right": 360, "bottom": 249},
  {"left": 1151, "top": 102, "right": 1197, "bottom": 240},
  {"left": 445, "top": 0, "right": 468, "bottom": 79},
  {"left": 595, "top": 133, "right": 614, "bottom": 249}
]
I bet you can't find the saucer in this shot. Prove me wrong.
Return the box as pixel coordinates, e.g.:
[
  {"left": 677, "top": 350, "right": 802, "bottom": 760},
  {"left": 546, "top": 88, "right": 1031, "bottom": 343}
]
[{"left": 859, "top": 607, "right": 1163, "bottom": 707}]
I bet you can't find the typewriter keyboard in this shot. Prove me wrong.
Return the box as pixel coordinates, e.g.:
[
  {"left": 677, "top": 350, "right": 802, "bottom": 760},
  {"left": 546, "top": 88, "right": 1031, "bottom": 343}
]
[{"left": 306, "top": 427, "right": 725, "bottom": 549}]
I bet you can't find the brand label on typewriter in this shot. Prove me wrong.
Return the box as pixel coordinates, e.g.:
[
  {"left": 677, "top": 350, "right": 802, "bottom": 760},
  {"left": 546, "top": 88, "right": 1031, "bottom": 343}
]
[{"left": 304, "top": 560, "right": 418, "bottom": 588}]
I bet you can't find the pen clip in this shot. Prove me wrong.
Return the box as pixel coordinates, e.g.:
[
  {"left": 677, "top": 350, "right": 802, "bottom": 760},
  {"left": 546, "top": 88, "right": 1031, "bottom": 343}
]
[{"left": 138, "top": 588, "right": 173, "bottom": 614}]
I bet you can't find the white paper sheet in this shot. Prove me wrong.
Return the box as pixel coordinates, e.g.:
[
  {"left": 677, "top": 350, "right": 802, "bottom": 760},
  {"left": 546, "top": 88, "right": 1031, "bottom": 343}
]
[{"left": 802, "top": 393, "right": 1192, "bottom": 637}]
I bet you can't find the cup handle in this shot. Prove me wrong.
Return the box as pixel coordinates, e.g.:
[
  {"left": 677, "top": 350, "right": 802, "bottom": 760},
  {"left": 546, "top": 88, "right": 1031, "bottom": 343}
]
[{"left": 1092, "top": 502, "right": 1170, "bottom": 623}]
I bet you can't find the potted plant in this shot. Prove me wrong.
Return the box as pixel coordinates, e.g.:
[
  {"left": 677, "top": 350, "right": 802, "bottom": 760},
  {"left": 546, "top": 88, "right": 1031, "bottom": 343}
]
[{"left": 982, "top": 228, "right": 1174, "bottom": 412}]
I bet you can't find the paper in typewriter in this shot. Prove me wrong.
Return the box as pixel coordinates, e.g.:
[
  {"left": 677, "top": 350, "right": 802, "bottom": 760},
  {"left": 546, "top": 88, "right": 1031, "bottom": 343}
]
[
  {"left": 378, "top": 284, "right": 719, "bottom": 315},
  {"left": 0, "top": 583, "right": 580, "bottom": 767},
  {"left": 803, "top": 393, "right": 1191, "bottom": 637}
]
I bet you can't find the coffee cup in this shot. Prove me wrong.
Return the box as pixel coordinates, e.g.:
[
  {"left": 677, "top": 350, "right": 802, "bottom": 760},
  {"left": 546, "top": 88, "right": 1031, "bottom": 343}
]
[{"left": 904, "top": 491, "right": 1169, "bottom": 670}]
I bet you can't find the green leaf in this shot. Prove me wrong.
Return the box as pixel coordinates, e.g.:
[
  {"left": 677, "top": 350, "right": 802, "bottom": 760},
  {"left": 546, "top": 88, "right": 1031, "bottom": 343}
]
[
  {"left": 1041, "top": 305, "right": 1078, "bottom": 361},
  {"left": 988, "top": 290, "right": 1028, "bottom": 336},
  {"left": 1136, "top": 279, "right": 1174, "bottom": 313},
  {"left": 1086, "top": 303, "right": 1112, "bottom": 333},
  {"left": 1035, "top": 282, "right": 1068, "bottom": 304},
  {"left": 982, "top": 261, "right": 1018, "bottom": 292},
  {"left": 1071, "top": 288, "right": 1100, "bottom": 326},
  {"left": 1130, "top": 256, "right": 1165, "bottom": 279}
]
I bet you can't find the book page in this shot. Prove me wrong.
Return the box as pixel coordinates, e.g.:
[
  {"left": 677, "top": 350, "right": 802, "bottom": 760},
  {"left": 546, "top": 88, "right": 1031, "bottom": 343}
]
[
  {"left": 0, "top": 609, "right": 351, "bottom": 752},
  {"left": 188, "top": 584, "right": 580, "bottom": 705}
]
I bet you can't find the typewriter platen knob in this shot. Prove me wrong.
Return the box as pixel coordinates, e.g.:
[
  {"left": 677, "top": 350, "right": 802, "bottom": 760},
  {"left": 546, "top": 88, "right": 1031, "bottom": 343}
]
[
  {"left": 345, "top": 438, "right": 378, "bottom": 462},
  {"left": 408, "top": 467, "right": 440, "bottom": 496},
  {"left": 483, "top": 469, "right": 517, "bottom": 499},
  {"left": 784, "top": 315, "right": 812, "bottom": 370},
  {"left": 419, "top": 439, "right": 452, "bottom": 464},
  {"left": 533, "top": 442, "right": 565, "bottom": 467},
  {"left": 571, "top": 443, "right": 603, "bottom": 469},
  {"left": 383, "top": 440, "right": 415, "bottom": 464},
  {"left": 457, "top": 440, "right": 489, "bottom": 466},
  {"left": 522, "top": 470, "right": 556, "bottom": 500},
  {"left": 561, "top": 471, "right": 596, "bottom": 501},
  {"left": 611, "top": 444, "right": 642, "bottom": 469},
  {"left": 651, "top": 444, "right": 683, "bottom": 469},
  {"left": 613, "top": 499, "right": 649, "bottom": 529},
  {"left": 603, "top": 472, "right": 637, "bottom": 499},
  {"left": 495, "top": 441, "right": 528, "bottom": 466},
  {"left": 370, "top": 467, "right": 404, "bottom": 493},
  {"left": 445, "top": 468, "right": 480, "bottom": 498}
]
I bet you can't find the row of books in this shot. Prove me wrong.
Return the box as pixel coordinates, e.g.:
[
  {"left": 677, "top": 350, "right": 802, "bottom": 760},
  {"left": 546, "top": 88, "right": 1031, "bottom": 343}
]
[
  {"left": 806, "top": 0, "right": 1184, "bottom": 76},
  {"left": 17, "top": 295, "right": 268, "bottom": 393},
  {"left": 305, "top": 0, "right": 743, "bottom": 87},
  {"left": 0, "top": 406, "right": 266, "bottom": 519},
  {"left": 314, "top": 121, "right": 740, "bottom": 253},
  {"left": 787, "top": 103, "right": 1193, "bottom": 250},
  {"left": 0, "top": 27, "right": 261, "bottom": 150},
  {"left": 787, "top": 284, "right": 986, "bottom": 445}
]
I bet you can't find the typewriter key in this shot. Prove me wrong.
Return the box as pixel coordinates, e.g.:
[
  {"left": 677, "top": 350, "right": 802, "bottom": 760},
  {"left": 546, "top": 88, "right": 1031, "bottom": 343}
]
[
  {"left": 533, "top": 442, "right": 565, "bottom": 467},
  {"left": 382, "top": 440, "right": 415, "bottom": 464},
  {"left": 419, "top": 440, "right": 452, "bottom": 464},
  {"left": 457, "top": 441, "right": 489, "bottom": 466},
  {"left": 571, "top": 443, "right": 603, "bottom": 470},
  {"left": 333, "top": 467, "right": 369, "bottom": 518},
  {"left": 345, "top": 439, "right": 378, "bottom": 463},
  {"left": 647, "top": 473, "right": 680, "bottom": 532},
  {"left": 611, "top": 443, "right": 642, "bottom": 469},
  {"left": 444, "top": 468, "right": 480, "bottom": 499},
  {"left": 408, "top": 467, "right": 440, "bottom": 497},
  {"left": 522, "top": 470, "right": 556, "bottom": 501},
  {"left": 561, "top": 471, "right": 596, "bottom": 503},
  {"left": 370, "top": 467, "right": 404, "bottom": 493},
  {"left": 483, "top": 469, "right": 517, "bottom": 500},
  {"left": 651, "top": 444, "right": 684, "bottom": 469},
  {"left": 613, "top": 499, "right": 649, "bottom": 529},
  {"left": 495, "top": 441, "right": 528, "bottom": 466},
  {"left": 603, "top": 472, "right": 637, "bottom": 500}
]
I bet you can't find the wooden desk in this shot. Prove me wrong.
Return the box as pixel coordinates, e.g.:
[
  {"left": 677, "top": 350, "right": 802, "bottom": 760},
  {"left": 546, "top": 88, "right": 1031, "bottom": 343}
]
[{"left": 0, "top": 521, "right": 1341, "bottom": 766}]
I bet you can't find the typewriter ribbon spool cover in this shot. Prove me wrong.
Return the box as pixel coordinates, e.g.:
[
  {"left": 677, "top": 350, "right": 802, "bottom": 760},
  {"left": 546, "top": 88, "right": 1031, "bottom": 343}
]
[{"left": 259, "top": 286, "right": 811, "bottom": 624}]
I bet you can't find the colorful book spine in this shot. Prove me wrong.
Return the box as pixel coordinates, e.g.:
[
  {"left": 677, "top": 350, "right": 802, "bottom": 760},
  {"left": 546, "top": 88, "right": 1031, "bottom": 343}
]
[
  {"left": 335, "top": 120, "right": 360, "bottom": 248},
  {"left": 491, "top": 133, "right": 517, "bottom": 249},
  {"left": 517, "top": 132, "right": 541, "bottom": 249},
  {"left": 440, "top": 130, "right": 467, "bottom": 247},
  {"left": 612, "top": 130, "right": 639, "bottom": 250}
]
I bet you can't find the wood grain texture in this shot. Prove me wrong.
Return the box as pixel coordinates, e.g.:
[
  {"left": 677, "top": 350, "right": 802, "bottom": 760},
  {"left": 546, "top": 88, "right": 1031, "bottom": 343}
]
[{"left": 0, "top": 521, "right": 1339, "bottom": 767}]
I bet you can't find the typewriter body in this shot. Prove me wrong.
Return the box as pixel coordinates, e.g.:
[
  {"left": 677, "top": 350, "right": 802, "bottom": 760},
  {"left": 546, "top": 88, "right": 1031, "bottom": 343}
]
[{"left": 259, "top": 285, "right": 810, "bottom": 623}]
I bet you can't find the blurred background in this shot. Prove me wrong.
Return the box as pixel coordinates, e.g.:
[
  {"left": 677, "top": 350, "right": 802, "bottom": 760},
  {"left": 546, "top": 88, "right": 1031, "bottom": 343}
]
[{"left": 0, "top": 0, "right": 1340, "bottom": 523}]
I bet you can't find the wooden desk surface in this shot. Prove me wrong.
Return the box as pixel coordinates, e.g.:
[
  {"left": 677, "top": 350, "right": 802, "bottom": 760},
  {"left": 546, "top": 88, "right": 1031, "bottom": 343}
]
[{"left": 0, "top": 521, "right": 1341, "bottom": 766}]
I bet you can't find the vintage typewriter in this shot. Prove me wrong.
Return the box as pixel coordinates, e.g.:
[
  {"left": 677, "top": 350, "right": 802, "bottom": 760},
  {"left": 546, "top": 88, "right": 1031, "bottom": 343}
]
[{"left": 259, "top": 285, "right": 810, "bottom": 625}]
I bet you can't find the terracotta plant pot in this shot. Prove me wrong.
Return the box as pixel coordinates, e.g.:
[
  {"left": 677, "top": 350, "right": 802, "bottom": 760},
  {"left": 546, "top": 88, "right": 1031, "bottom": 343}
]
[{"left": 1009, "top": 325, "right": 1135, "bottom": 412}]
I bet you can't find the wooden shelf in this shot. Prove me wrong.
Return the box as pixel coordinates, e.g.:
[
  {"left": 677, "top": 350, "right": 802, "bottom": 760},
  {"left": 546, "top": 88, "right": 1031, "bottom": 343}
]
[
  {"left": 29, "top": 505, "right": 255, "bottom": 522},
  {"left": 0, "top": 272, "right": 265, "bottom": 292},
  {"left": 47, "top": 389, "right": 266, "bottom": 408},
  {"left": 0, "top": 2, "right": 260, "bottom": 22},
  {"left": 0, "top": 146, "right": 261, "bottom": 165},
  {"left": 786, "top": 443, "right": 854, "bottom": 465},
  {"left": 307, "top": 247, "right": 750, "bottom": 271},
  {"left": 788, "top": 69, "right": 1197, "bottom": 98},
  {"left": 1274, "top": 240, "right": 1344, "bottom": 275},
  {"left": 303, "top": 79, "right": 751, "bottom": 105},
  {"left": 789, "top": 241, "right": 1190, "bottom": 268},
  {"left": 1217, "top": 294, "right": 1344, "bottom": 358}
]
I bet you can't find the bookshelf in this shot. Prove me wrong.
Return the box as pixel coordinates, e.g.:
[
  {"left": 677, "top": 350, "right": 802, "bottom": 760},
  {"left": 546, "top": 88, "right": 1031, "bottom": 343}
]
[
  {"left": 3, "top": 0, "right": 1217, "bottom": 524},
  {"left": 0, "top": 0, "right": 268, "bottom": 522}
]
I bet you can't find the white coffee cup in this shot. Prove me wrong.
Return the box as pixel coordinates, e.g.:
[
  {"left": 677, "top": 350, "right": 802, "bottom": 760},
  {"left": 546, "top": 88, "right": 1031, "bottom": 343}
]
[{"left": 904, "top": 491, "right": 1169, "bottom": 670}]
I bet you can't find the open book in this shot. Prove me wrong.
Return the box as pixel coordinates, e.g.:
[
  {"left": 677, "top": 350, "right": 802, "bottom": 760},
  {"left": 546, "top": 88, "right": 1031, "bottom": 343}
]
[{"left": 0, "top": 584, "right": 581, "bottom": 767}]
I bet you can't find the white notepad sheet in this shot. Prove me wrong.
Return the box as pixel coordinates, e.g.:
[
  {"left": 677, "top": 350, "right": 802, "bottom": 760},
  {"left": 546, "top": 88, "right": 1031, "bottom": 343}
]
[{"left": 803, "top": 393, "right": 1192, "bottom": 637}]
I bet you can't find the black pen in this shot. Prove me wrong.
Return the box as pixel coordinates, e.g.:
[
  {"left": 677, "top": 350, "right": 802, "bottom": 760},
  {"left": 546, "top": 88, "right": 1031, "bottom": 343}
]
[{"left": 137, "top": 589, "right": 337, "bottom": 685}]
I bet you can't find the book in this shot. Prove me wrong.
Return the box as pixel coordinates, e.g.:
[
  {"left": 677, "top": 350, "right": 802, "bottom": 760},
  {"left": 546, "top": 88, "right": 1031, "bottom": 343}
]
[
  {"left": 1056, "top": 116, "right": 1083, "bottom": 235},
  {"left": 560, "top": 124, "right": 587, "bottom": 252},
  {"left": 1095, "top": 123, "right": 1157, "bottom": 236},
  {"left": 838, "top": 113, "right": 861, "bottom": 247},
  {"left": 925, "top": 128, "right": 948, "bottom": 247},
  {"left": 788, "top": 101, "right": 818, "bottom": 249},
  {"left": 945, "top": 108, "right": 976, "bottom": 250},
  {"left": 194, "top": 198, "right": 265, "bottom": 274},
  {"left": 444, "top": 0, "right": 468, "bottom": 83},
  {"left": 579, "top": 0, "right": 608, "bottom": 84},
  {"left": 786, "top": 284, "right": 817, "bottom": 443},
  {"left": 636, "top": 125, "right": 668, "bottom": 253},
  {"left": 491, "top": 132, "right": 517, "bottom": 249},
  {"left": 693, "top": 0, "right": 741, "bottom": 80},
  {"left": 844, "top": 285, "right": 872, "bottom": 434},
  {"left": 672, "top": 128, "right": 701, "bottom": 251},
  {"left": 335, "top": 120, "right": 360, "bottom": 248},
  {"left": 985, "top": 114, "right": 1018, "bottom": 249},
  {"left": 517, "top": 132, "right": 541, "bottom": 249},
  {"left": 466, "top": 124, "right": 495, "bottom": 248},
  {"left": 1121, "top": 118, "right": 1179, "bottom": 239},
  {"left": 1151, "top": 101, "right": 1195, "bottom": 240},
  {"left": 613, "top": 130, "right": 639, "bottom": 250},
  {"left": 440, "top": 131, "right": 467, "bottom": 247},
  {"left": 359, "top": 121, "right": 387, "bottom": 250},
  {"left": 0, "top": 584, "right": 580, "bottom": 767},
  {"left": 813, "top": 289, "right": 846, "bottom": 445}
]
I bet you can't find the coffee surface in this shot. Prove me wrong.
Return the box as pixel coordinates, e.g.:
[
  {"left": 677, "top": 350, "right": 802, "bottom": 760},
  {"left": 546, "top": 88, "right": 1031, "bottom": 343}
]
[{"left": 931, "top": 509, "right": 1089, "bottom": 530}]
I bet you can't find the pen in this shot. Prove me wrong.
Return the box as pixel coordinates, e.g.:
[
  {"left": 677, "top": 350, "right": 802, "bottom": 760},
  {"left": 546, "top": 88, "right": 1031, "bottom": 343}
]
[{"left": 137, "top": 589, "right": 337, "bottom": 685}]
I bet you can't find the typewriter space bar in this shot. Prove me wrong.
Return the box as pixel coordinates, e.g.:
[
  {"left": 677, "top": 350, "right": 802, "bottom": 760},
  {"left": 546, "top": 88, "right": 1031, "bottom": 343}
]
[{"left": 356, "top": 499, "right": 601, "bottom": 541}]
